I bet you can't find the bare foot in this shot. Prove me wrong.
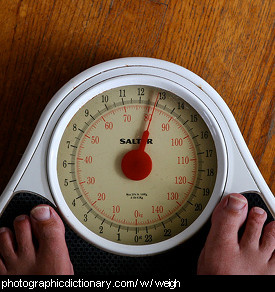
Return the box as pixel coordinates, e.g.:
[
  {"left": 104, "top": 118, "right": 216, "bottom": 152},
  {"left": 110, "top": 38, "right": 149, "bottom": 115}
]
[
  {"left": 0, "top": 205, "right": 74, "bottom": 275},
  {"left": 197, "top": 193, "right": 275, "bottom": 275}
]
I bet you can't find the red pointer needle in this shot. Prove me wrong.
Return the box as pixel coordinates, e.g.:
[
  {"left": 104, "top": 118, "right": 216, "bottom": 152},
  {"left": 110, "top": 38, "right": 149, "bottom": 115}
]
[{"left": 121, "top": 93, "right": 159, "bottom": 180}]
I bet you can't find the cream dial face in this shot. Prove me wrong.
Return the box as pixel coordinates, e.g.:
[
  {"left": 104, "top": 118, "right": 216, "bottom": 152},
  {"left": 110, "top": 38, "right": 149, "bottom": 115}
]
[{"left": 56, "top": 85, "right": 217, "bottom": 245}]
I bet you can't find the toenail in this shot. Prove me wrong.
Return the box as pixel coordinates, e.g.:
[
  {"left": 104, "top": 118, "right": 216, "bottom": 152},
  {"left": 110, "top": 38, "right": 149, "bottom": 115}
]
[
  {"left": 0, "top": 227, "right": 8, "bottom": 234},
  {"left": 253, "top": 207, "right": 265, "bottom": 215},
  {"left": 31, "top": 206, "right": 51, "bottom": 221},
  {"left": 15, "top": 215, "right": 27, "bottom": 222},
  {"left": 227, "top": 194, "right": 247, "bottom": 211}
]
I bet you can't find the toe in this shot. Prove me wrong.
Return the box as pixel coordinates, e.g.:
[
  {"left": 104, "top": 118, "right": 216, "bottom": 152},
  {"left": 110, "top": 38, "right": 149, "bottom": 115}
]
[
  {"left": 30, "top": 205, "right": 66, "bottom": 249},
  {"left": 240, "top": 207, "right": 267, "bottom": 250},
  {"left": 30, "top": 205, "right": 73, "bottom": 275},
  {"left": 260, "top": 221, "right": 275, "bottom": 257},
  {"left": 0, "top": 227, "right": 16, "bottom": 268},
  {"left": 208, "top": 193, "right": 248, "bottom": 246},
  {"left": 13, "top": 215, "right": 35, "bottom": 258},
  {"left": 198, "top": 194, "right": 248, "bottom": 275}
]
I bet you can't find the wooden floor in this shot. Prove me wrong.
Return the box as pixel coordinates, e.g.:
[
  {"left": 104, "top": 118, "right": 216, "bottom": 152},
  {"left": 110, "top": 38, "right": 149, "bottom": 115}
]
[{"left": 0, "top": 0, "right": 274, "bottom": 194}]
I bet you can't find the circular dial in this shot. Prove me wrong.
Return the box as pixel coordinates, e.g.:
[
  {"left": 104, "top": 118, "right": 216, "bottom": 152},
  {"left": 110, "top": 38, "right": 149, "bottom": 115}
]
[{"left": 55, "top": 85, "right": 217, "bottom": 246}]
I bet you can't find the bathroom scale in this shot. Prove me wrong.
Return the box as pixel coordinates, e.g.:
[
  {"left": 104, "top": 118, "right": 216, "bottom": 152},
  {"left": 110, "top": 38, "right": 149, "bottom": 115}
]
[{"left": 0, "top": 58, "right": 274, "bottom": 274}]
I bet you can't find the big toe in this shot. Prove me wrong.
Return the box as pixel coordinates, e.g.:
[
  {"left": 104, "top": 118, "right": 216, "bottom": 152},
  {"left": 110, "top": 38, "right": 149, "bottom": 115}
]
[
  {"left": 30, "top": 205, "right": 65, "bottom": 246},
  {"left": 30, "top": 205, "right": 73, "bottom": 274},
  {"left": 208, "top": 193, "right": 248, "bottom": 246}
]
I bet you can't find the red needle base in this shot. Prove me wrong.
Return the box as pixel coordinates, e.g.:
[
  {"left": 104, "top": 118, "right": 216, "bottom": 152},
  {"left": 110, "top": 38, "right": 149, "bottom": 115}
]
[{"left": 121, "top": 149, "right": 152, "bottom": 181}]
